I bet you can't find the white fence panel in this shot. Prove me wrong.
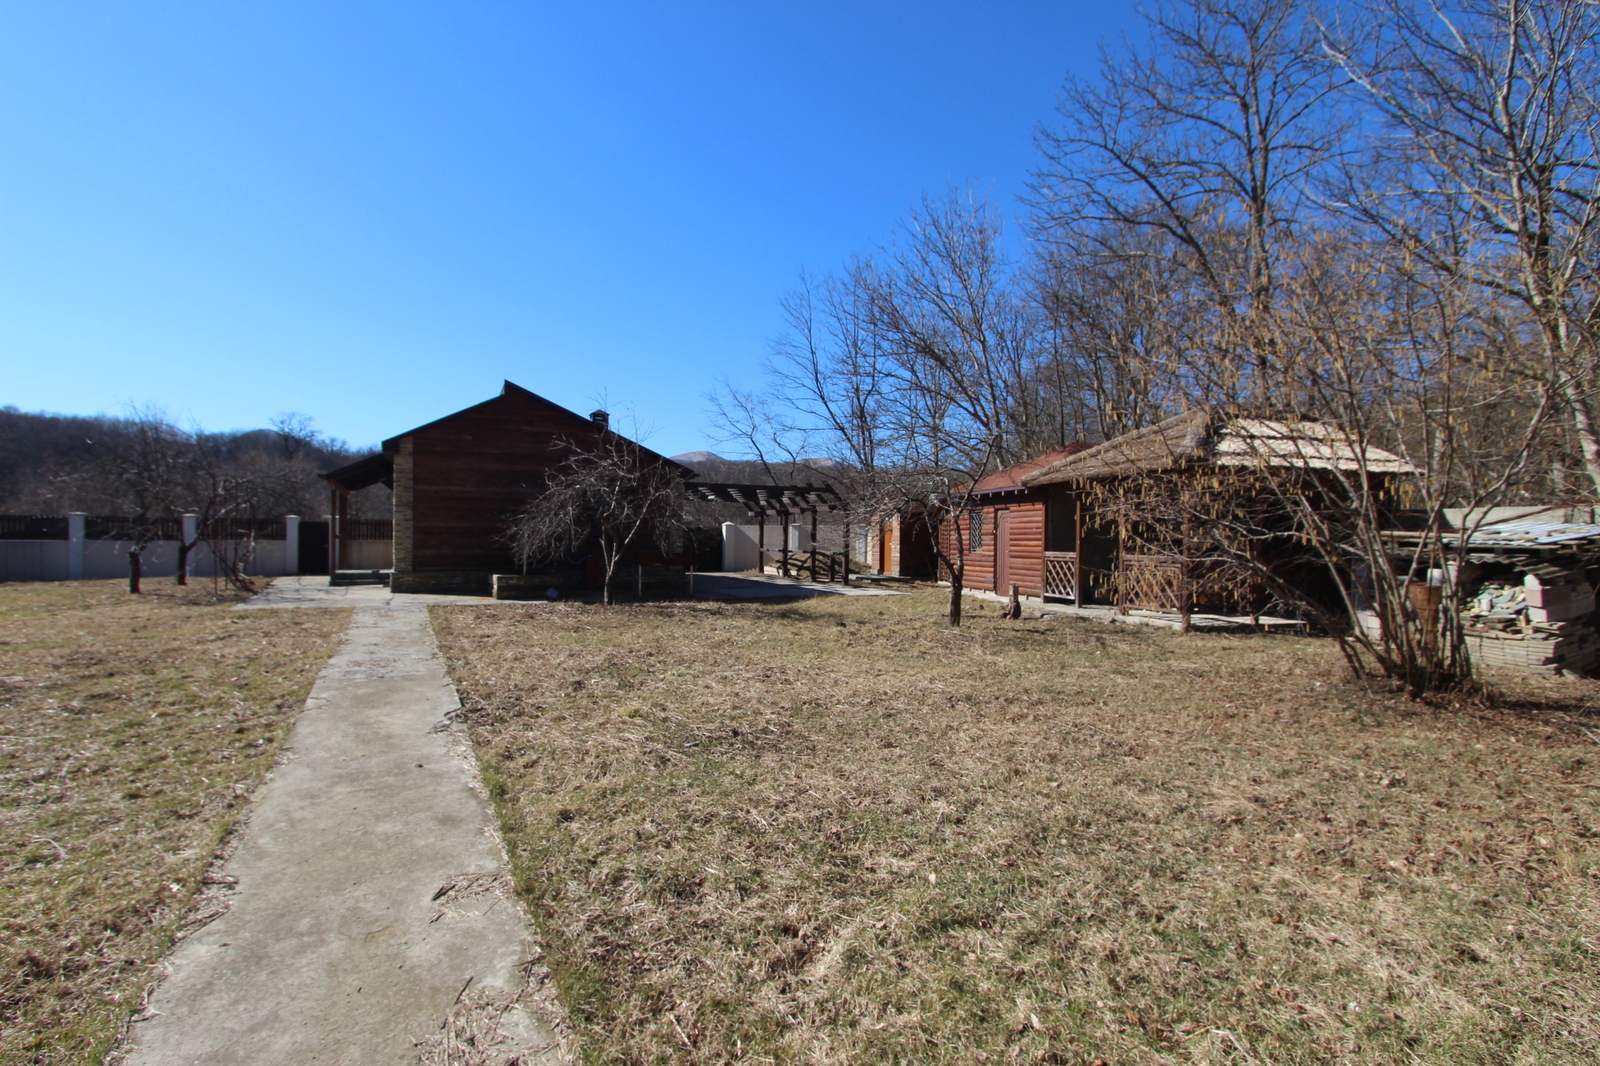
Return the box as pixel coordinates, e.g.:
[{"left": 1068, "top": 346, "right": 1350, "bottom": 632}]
[{"left": 720, "top": 523, "right": 811, "bottom": 572}]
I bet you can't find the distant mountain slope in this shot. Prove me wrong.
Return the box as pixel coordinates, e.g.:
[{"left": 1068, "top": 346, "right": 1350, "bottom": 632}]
[{"left": 670, "top": 451, "right": 726, "bottom": 464}]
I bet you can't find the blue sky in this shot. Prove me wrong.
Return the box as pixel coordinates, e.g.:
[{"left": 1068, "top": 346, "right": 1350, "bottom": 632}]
[{"left": 1, "top": 2, "right": 1137, "bottom": 456}]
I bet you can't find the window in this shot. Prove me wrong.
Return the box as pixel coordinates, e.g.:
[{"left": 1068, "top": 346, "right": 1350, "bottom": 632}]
[{"left": 968, "top": 510, "right": 985, "bottom": 552}]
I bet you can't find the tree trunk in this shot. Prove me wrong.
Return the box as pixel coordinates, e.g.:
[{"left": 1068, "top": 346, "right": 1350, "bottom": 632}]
[
  {"left": 946, "top": 514, "right": 966, "bottom": 627},
  {"left": 128, "top": 550, "right": 142, "bottom": 594},
  {"left": 175, "top": 538, "right": 192, "bottom": 586},
  {"left": 1564, "top": 378, "right": 1600, "bottom": 498}
]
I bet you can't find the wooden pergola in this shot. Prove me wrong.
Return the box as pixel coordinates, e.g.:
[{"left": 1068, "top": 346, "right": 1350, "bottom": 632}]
[{"left": 688, "top": 482, "right": 850, "bottom": 581}]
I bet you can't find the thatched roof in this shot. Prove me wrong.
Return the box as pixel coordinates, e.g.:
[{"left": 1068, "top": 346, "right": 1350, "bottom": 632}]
[{"left": 1020, "top": 410, "right": 1416, "bottom": 486}]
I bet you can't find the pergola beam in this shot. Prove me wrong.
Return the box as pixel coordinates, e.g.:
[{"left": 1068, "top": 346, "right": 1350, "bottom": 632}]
[{"left": 687, "top": 482, "right": 844, "bottom": 517}]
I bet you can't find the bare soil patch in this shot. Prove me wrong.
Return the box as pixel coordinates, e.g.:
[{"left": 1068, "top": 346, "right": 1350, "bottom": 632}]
[
  {"left": 0, "top": 580, "right": 347, "bottom": 1065},
  {"left": 434, "top": 589, "right": 1600, "bottom": 1065}
]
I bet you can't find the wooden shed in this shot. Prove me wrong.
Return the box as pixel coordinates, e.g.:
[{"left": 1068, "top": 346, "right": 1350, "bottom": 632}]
[
  {"left": 323, "top": 381, "right": 686, "bottom": 594},
  {"left": 869, "top": 504, "right": 939, "bottom": 578},
  {"left": 1015, "top": 410, "right": 1414, "bottom": 615},
  {"left": 938, "top": 445, "right": 1091, "bottom": 597}
]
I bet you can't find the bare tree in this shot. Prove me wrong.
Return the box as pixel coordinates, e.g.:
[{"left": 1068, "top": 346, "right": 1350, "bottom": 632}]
[
  {"left": 505, "top": 434, "right": 686, "bottom": 605},
  {"left": 1327, "top": 0, "right": 1600, "bottom": 496},
  {"left": 1032, "top": 223, "right": 1199, "bottom": 441},
  {"left": 731, "top": 192, "right": 1050, "bottom": 624},
  {"left": 1032, "top": 0, "right": 1348, "bottom": 410}
]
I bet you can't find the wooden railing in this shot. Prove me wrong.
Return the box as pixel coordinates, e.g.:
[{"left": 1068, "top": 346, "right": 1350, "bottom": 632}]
[
  {"left": 1043, "top": 551, "right": 1076, "bottom": 599},
  {"left": 760, "top": 547, "right": 852, "bottom": 583},
  {"left": 1118, "top": 554, "right": 1184, "bottom": 611},
  {"left": 337, "top": 518, "right": 393, "bottom": 541},
  {"left": 1116, "top": 554, "right": 1254, "bottom": 614}
]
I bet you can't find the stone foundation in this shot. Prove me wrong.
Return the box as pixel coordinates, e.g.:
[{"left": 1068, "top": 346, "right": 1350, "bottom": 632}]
[{"left": 389, "top": 569, "right": 493, "bottom": 596}]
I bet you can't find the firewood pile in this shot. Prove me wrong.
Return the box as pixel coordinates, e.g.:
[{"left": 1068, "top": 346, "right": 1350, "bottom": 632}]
[{"left": 1460, "top": 567, "right": 1598, "bottom": 675}]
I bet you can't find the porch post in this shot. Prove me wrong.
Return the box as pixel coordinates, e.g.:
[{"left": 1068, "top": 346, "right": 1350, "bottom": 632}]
[
  {"left": 329, "top": 484, "right": 340, "bottom": 574},
  {"left": 757, "top": 512, "right": 766, "bottom": 574},
  {"left": 1179, "top": 507, "right": 1193, "bottom": 633},
  {"left": 1115, "top": 519, "right": 1127, "bottom": 615},
  {"left": 809, "top": 507, "right": 819, "bottom": 580},
  {"left": 842, "top": 510, "right": 851, "bottom": 585},
  {"left": 1073, "top": 493, "right": 1084, "bottom": 606}
]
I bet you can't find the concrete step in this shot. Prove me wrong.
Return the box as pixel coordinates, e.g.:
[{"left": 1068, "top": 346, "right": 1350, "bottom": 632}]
[{"left": 330, "top": 569, "right": 391, "bottom": 587}]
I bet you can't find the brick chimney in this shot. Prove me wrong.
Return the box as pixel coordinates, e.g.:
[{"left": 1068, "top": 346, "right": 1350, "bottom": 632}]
[{"left": 590, "top": 410, "right": 609, "bottom": 430}]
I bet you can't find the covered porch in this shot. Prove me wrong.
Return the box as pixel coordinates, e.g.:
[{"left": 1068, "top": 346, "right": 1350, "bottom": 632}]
[{"left": 321, "top": 453, "right": 396, "bottom": 584}]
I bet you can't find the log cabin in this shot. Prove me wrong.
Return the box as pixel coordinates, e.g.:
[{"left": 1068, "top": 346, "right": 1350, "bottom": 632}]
[
  {"left": 322, "top": 381, "right": 687, "bottom": 594},
  {"left": 1013, "top": 409, "right": 1415, "bottom": 615},
  {"left": 937, "top": 445, "right": 1092, "bottom": 597}
]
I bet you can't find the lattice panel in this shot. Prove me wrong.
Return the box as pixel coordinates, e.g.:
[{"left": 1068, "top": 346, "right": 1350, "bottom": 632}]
[
  {"left": 1118, "top": 556, "right": 1184, "bottom": 612},
  {"left": 1043, "top": 552, "right": 1076, "bottom": 599}
]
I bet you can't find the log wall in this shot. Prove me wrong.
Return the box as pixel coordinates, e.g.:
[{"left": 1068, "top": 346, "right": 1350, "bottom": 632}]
[{"left": 941, "top": 496, "right": 1048, "bottom": 596}]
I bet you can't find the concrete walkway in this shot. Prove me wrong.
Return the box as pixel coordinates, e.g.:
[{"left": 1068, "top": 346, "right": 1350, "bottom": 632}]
[
  {"left": 121, "top": 604, "right": 568, "bottom": 1066},
  {"left": 234, "top": 575, "right": 494, "bottom": 610}
]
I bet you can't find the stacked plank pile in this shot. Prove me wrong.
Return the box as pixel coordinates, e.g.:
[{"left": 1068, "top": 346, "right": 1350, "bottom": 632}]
[{"left": 1461, "top": 572, "right": 1599, "bottom": 675}]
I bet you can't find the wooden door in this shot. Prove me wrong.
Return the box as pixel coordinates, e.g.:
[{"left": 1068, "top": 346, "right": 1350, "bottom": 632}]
[
  {"left": 994, "top": 510, "right": 1011, "bottom": 592},
  {"left": 297, "top": 520, "right": 329, "bottom": 575}
]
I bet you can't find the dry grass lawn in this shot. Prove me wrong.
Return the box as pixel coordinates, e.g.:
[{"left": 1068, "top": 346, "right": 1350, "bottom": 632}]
[
  {"left": 0, "top": 580, "right": 347, "bottom": 1066},
  {"left": 434, "top": 588, "right": 1600, "bottom": 1066}
]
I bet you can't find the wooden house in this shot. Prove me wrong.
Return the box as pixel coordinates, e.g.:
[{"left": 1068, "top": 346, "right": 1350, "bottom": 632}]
[
  {"left": 869, "top": 504, "right": 939, "bottom": 578},
  {"left": 323, "top": 381, "right": 687, "bottom": 594},
  {"left": 1012, "top": 410, "right": 1414, "bottom": 614},
  {"left": 935, "top": 446, "right": 1091, "bottom": 596}
]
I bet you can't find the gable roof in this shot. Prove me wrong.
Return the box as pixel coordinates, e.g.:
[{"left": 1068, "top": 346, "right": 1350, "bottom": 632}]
[
  {"left": 1020, "top": 410, "right": 1415, "bottom": 486},
  {"left": 378, "top": 380, "right": 688, "bottom": 474},
  {"left": 958, "top": 444, "right": 1094, "bottom": 497},
  {"left": 324, "top": 381, "right": 688, "bottom": 490}
]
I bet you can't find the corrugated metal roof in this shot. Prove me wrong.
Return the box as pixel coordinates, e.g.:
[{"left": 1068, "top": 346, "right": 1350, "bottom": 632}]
[{"left": 1464, "top": 521, "right": 1600, "bottom": 546}]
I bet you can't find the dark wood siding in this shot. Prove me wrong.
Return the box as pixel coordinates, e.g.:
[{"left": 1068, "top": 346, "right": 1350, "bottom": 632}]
[{"left": 402, "top": 387, "right": 611, "bottom": 572}]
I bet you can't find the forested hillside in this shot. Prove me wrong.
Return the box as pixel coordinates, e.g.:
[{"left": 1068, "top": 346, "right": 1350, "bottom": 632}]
[{"left": 0, "top": 407, "right": 392, "bottom": 518}]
